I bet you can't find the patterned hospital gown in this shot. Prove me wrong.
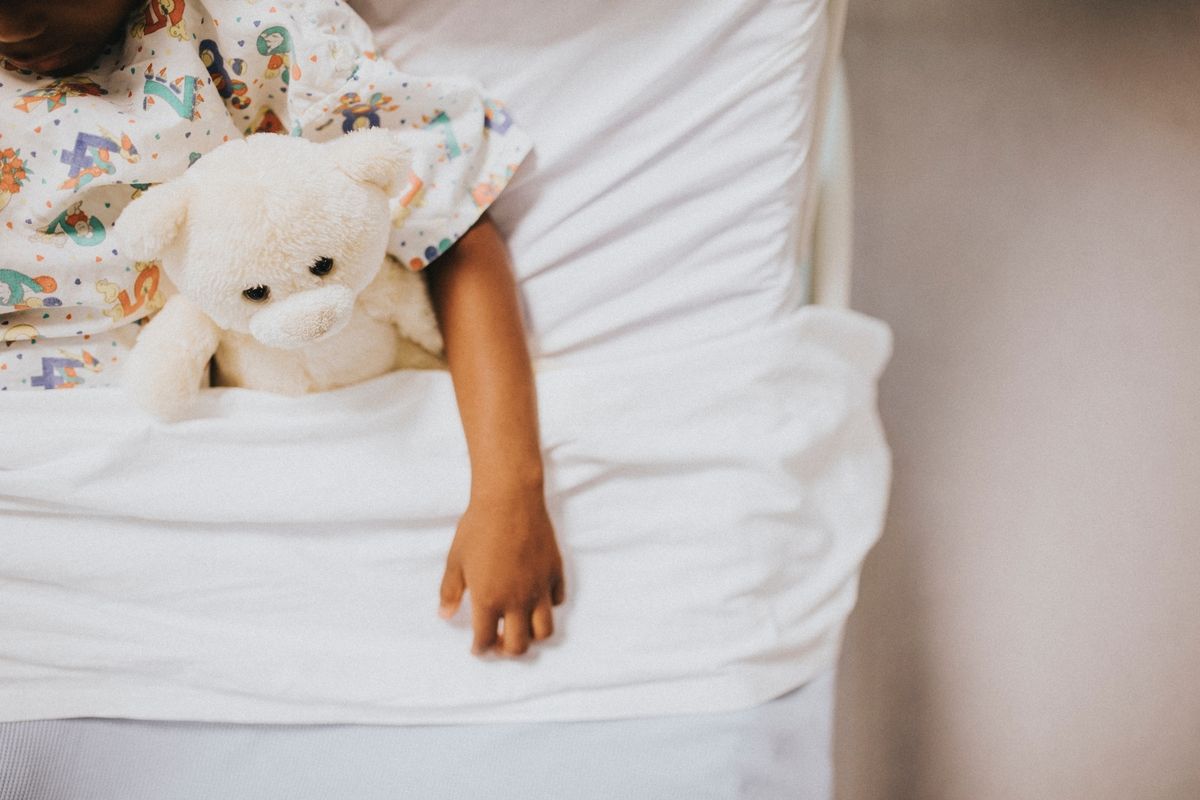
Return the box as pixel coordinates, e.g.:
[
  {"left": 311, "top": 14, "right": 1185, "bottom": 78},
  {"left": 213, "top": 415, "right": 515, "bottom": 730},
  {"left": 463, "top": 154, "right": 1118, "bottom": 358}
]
[{"left": 0, "top": 0, "right": 530, "bottom": 390}]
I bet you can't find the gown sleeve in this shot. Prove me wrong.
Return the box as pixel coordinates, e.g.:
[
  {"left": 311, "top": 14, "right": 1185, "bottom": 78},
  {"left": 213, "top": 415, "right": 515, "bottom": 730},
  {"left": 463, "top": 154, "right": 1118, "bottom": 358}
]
[{"left": 280, "top": 0, "right": 533, "bottom": 271}]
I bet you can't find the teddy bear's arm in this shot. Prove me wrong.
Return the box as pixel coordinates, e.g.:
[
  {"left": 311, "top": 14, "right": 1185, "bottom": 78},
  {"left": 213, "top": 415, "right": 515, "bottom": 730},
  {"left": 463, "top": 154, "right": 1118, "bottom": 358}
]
[
  {"left": 122, "top": 294, "right": 222, "bottom": 421},
  {"left": 359, "top": 259, "right": 445, "bottom": 357}
]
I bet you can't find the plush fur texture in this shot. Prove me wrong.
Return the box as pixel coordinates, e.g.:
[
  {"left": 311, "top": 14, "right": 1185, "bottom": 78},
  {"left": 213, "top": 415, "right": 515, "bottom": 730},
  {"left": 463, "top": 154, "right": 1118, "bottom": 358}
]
[{"left": 117, "top": 130, "right": 444, "bottom": 420}]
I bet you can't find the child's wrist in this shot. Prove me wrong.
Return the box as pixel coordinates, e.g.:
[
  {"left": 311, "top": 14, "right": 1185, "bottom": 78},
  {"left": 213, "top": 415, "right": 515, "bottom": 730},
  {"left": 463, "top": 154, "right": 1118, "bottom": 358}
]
[{"left": 469, "top": 463, "right": 545, "bottom": 503}]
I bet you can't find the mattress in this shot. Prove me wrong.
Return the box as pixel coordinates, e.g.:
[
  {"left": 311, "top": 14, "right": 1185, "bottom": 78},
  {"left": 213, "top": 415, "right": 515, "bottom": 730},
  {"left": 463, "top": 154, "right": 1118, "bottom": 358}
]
[
  {"left": 0, "top": 0, "right": 892, "bottom": 725},
  {"left": 0, "top": 671, "right": 835, "bottom": 800}
]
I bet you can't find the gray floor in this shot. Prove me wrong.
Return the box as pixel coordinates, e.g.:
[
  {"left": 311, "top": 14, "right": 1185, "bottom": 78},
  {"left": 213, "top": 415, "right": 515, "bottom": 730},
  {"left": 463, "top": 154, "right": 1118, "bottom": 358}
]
[{"left": 835, "top": 2, "right": 1200, "bottom": 799}]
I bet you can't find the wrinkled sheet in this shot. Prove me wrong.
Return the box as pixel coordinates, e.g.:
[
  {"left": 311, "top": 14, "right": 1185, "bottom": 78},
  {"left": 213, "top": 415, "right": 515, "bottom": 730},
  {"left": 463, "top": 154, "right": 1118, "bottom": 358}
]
[{"left": 0, "top": 307, "right": 889, "bottom": 724}]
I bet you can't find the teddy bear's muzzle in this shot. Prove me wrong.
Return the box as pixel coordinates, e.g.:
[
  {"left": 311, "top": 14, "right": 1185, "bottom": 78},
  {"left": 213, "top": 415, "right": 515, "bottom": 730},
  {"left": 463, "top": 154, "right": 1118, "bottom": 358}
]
[{"left": 248, "top": 285, "right": 357, "bottom": 350}]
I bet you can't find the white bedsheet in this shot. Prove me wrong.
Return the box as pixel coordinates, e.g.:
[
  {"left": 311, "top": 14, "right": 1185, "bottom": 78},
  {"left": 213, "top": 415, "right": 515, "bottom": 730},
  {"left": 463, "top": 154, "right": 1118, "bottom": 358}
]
[{"left": 0, "top": 307, "right": 889, "bottom": 724}]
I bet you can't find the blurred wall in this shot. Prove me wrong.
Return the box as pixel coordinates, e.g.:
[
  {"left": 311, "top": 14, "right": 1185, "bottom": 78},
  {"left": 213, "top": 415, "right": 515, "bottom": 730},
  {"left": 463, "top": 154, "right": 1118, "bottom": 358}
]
[{"left": 834, "top": 2, "right": 1200, "bottom": 798}]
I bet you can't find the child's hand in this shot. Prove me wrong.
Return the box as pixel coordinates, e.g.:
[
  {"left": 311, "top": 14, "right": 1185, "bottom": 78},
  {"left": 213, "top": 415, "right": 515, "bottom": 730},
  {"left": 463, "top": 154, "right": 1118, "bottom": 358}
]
[{"left": 438, "top": 489, "right": 565, "bottom": 657}]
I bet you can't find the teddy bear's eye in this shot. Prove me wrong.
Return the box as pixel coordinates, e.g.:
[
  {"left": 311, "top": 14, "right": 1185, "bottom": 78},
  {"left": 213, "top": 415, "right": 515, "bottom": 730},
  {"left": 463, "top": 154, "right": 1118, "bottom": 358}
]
[
  {"left": 310, "top": 256, "right": 334, "bottom": 277},
  {"left": 242, "top": 285, "right": 270, "bottom": 302}
]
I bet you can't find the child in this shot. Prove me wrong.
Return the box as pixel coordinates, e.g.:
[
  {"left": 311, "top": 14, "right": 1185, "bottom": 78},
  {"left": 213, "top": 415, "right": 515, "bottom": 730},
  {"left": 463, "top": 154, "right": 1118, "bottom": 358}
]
[{"left": 0, "top": 0, "right": 564, "bottom": 657}]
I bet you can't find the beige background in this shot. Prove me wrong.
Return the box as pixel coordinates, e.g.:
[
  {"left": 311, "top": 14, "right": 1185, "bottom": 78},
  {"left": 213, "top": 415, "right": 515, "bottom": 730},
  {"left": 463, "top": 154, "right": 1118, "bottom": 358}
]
[{"left": 834, "top": 1, "right": 1200, "bottom": 798}]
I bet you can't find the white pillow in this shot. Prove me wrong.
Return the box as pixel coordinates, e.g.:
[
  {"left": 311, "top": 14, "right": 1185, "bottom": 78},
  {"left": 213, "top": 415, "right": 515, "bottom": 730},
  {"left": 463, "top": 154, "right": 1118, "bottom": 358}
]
[{"left": 353, "top": 0, "right": 826, "bottom": 363}]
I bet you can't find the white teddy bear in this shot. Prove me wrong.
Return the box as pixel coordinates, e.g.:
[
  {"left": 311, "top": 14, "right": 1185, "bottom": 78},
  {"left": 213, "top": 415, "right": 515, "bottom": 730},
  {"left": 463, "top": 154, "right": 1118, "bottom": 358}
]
[{"left": 116, "top": 129, "right": 445, "bottom": 420}]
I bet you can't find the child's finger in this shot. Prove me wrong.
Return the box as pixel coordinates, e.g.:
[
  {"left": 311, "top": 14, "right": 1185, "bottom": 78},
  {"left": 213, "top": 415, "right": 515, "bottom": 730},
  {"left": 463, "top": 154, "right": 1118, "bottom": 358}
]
[
  {"left": 502, "top": 610, "right": 532, "bottom": 656},
  {"left": 550, "top": 574, "right": 566, "bottom": 606},
  {"left": 531, "top": 601, "right": 554, "bottom": 641},
  {"left": 438, "top": 560, "right": 465, "bottom": 619},
  {"left": 471, "top": 604, "right": 500, "bottom": 655}
]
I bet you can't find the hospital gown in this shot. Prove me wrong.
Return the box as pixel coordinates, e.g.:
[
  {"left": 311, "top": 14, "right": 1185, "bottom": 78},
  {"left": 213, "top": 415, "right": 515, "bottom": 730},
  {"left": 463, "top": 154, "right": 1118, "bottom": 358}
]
[{"left": 0, "top": 0, "right": 531, "bottom": 391}]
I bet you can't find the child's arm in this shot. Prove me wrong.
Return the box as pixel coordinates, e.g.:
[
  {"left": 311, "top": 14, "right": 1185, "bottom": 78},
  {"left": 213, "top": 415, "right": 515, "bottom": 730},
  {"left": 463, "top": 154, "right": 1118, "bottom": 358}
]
[{"left": 427, "top": 214, "right": 565, "bottom": 657}]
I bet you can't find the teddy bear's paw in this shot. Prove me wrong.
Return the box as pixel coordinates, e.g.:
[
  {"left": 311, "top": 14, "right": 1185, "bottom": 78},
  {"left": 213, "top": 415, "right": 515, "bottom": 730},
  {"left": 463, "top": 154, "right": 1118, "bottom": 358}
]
[
  {"left": 121, "top": 348, "right": 203, "bottom": 422},
  {"left": 408, "top": 319, "right": 444, "bottom": 358},
  {"left": 393, "top": 296, "right": 444, "bottom": 356}
]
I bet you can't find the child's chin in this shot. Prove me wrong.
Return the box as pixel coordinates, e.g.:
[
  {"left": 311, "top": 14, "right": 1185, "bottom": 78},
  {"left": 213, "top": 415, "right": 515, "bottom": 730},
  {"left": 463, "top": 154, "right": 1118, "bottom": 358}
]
[
  {"left": 40, "top": 57, "right": 93, "bottom": 77},
  {"left": 28, "top": 44, "right": 101, "bottom": 77}
]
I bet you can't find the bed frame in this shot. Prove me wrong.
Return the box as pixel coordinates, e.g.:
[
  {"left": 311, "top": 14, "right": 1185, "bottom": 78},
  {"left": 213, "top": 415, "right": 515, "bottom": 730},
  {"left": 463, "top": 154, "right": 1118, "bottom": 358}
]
[{"left": 808, "top": 0, "right": 853, "bottom": 310}]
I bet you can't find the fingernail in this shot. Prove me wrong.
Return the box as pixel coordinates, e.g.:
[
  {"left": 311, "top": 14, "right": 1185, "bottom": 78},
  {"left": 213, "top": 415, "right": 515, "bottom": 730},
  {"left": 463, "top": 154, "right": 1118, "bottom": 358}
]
[{"left": 438, "top": 605, "right": 453, "bottom": 619}]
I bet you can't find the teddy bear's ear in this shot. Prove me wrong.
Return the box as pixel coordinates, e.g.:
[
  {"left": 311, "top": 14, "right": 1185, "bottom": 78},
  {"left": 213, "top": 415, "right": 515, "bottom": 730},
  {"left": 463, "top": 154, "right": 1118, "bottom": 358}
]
[
  {"left": 116, "top": 180, "right": 191, "bottom": 262},
  {"left": 330, "top": 128, "right": 410, "bottom": 195}
]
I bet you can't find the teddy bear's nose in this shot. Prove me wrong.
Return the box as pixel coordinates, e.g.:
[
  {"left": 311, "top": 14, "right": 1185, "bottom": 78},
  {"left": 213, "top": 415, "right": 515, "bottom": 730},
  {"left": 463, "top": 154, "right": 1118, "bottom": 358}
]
[
  {"left": 308, "top": 307, "right": 338, "bottom": 336},
  {"left": 248, "top": 285, "right": 356, "bottom": 350}
]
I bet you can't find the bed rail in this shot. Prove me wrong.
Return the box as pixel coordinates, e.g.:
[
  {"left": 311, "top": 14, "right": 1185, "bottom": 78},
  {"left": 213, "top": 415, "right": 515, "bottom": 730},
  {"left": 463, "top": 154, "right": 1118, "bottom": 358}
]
[
  {"left": 811, "top": 62, "right": 853, "bottom": 309},
  {"left": 806, "top": 0, "right": 853, "bottom": 309}
]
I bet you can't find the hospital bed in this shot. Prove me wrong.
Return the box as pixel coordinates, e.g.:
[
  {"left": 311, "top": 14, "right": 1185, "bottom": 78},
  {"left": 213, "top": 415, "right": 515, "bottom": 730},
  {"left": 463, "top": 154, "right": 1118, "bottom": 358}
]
[{"left": 0, "top": 0, "right": 889, "bottom": 796}]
